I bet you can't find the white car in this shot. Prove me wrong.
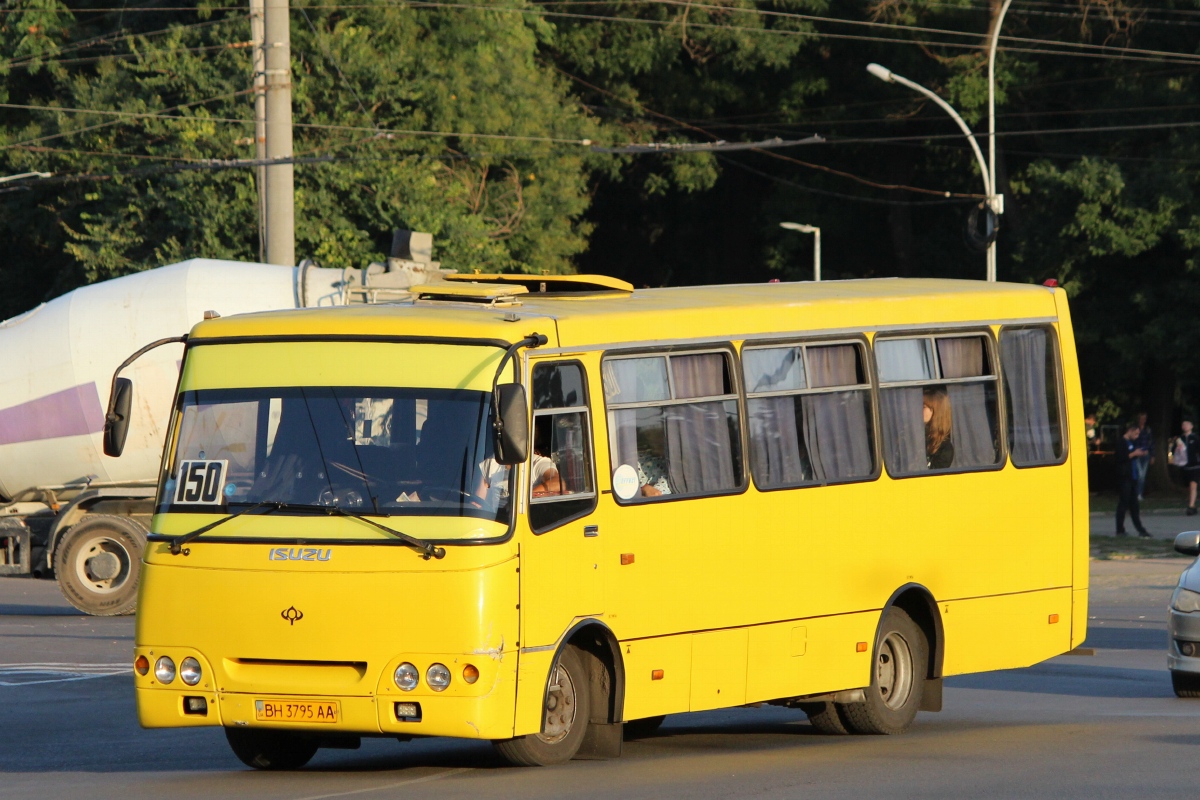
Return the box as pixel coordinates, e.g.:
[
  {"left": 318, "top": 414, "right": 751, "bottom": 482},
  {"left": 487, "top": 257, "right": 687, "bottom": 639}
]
[{"left": 1169, "top": 532, "right": 1200, "bottom": 697}]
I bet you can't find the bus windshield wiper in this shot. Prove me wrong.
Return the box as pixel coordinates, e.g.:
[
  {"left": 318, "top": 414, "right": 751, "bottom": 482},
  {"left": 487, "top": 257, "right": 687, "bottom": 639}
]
[
  {"left": 168, "top": 501, "right": 446, "bottom": 560},
  {"left": 232, "top": 502, "right": 446, "bottom": 560},
  {"left": 317, "top": 505, "right": 447, "bottom": 560},
  {"left": 169, "top": 501, "right": 278, "bottom": 555}
]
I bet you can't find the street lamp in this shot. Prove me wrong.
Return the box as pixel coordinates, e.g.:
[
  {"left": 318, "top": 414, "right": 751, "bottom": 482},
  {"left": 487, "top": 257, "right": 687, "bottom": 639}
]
[
  {"left": 0, "top": 171, "right": 51, "bottom": 184},
  {"left": 867, "top": 63, "right": 1000, "bottom": 281},
  {"left": 780, "top": 222, "right": 821, "bottom": 282}
]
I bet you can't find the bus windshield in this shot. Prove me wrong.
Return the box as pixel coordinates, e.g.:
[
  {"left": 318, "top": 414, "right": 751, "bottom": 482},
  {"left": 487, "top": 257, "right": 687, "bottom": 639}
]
[{"left": 156, "top": 386, "right": 511, "bottom": 525}]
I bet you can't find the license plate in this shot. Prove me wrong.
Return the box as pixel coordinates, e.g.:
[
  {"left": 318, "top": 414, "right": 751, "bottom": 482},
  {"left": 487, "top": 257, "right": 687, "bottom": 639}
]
[{"left": 254, "top": 699, "right": 340, "bottom": 724}]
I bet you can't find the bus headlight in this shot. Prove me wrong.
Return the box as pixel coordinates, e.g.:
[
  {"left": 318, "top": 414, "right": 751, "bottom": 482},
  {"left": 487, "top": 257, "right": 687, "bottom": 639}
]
[
  {"left": 180, "top": 657, "right": 202, "bottom": 686},
  {"left": 426, "top": 663, "right": 451, "bottom": 691},
  {"left": 1173, "top": 587, "right": 1200, "bottom": 613},
  {"left": 154, "top": 656, "right": 176, "bottom": 684},
  {"left": 394, "top": 662, "right": 419, "bottom": 691}
]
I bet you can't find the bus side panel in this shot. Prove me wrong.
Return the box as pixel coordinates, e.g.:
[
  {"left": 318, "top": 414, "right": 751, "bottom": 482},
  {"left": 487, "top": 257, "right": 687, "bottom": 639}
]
[
  {"left": 744, "top": 612, "right": 876, "bottom": 704},
  {"left": 514, "top": 649, "right": 552, "bottom": 737},
  {"left": 940, "top": 587, "right": 1073, "bottom": 676},
  {"left": 618, "top": 634, "right": 693, "bottom": 722},
  {"left": 1053, "top": 292, "right": 1090, "bottom": 649},
  {"left": 690, "top": 628, "right": 748, "bottom": 711}
]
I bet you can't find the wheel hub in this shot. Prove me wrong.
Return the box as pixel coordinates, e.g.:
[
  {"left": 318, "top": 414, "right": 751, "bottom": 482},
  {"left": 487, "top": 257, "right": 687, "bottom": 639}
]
[
  {"left": 538, "top": 663, "right": 577, "bottom": 744},
  {"left": 876, "top": 631, "right": 914, "bottom": 710},
  {"left": 75, "top": 537, "right": 131, "bottom": 592},
  {"left": 87, "top": 551, "right": 121, "bottom": 581}
]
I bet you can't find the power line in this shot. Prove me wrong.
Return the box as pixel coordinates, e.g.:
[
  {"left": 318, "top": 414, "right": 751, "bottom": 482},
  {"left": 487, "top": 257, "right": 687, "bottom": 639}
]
[
  {"left": 716, "top": 155, "right": 976, "bottom": 207},
  {"left": 0, "top": 90, "right": 255, "bottom": 151},
  {"left": 591, "top": 135, "right": 823, "bottom": 153}
]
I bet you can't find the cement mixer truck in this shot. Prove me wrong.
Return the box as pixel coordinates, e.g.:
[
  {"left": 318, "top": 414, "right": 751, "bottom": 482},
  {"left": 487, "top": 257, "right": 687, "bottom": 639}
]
[{"left": 0, "top": 231, "right": 446, "bottom": 615}]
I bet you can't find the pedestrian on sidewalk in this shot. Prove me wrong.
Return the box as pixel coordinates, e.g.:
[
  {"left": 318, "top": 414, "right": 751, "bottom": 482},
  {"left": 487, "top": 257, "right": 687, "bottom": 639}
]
[
  {"left": 1117, "top": 420, "right": 1151, "bottom": 537},
  {"left": 1134, "top": 411, "right": 1153, "bottom": 501},
  {"left": 1173, "top": 419, "right": 1200, "bottom": 516}
]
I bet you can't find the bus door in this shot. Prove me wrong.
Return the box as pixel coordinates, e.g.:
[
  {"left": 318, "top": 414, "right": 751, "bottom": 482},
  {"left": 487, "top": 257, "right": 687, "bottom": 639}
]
[{"left": 520, "top": 360, "right": 603, "bottom": 647}]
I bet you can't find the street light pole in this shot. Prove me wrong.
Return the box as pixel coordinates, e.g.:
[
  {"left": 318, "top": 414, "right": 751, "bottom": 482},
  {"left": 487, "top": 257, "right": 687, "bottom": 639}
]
[
  {"left": 780, "top": 222, "right": 821, "bottom": 282},
  {"left": 867, "top": 63, "right": 997, "bottom": 281},
  {"left": 986, "top": 0, "right": 1014, "bottom": 282}
]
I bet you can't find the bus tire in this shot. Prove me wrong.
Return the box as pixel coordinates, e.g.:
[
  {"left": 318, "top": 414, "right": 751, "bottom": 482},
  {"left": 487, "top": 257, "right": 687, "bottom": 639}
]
[
  {"left": 841, "top": 607, "right": 927, "bottom": 735},
  {"left": 225, "top": 728, "right": 318, "bottom": 770},
  {"left": 800, "top": 702, "right": 851, "bottom": 735},
  {"left": 1171, "top": 670, "right": 1200, "bottom": 698},
  {"left": 494, "top": 646, "right": 590, "bottom": 766},
  {"left": 623, "top": 715, "right": 666, "bottom": 739},
  {"left": 54, "top": 515, "right": 145, "bottom": 617}
]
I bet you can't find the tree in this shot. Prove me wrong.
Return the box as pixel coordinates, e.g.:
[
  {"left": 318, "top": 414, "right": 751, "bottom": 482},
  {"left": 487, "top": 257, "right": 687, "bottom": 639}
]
[{"left": 0, "top": 0, "right": 602, "bottom": 319}]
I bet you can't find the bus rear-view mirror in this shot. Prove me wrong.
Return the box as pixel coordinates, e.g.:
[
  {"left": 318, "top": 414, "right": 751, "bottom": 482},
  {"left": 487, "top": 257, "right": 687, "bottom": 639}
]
[
  {"left": 494, "top": 383, "right": 529, "bottom": 466},
  {"left": 103, "top": 377, "right": 134, "bottom": 458},
  {"left": 1175, "top": 531, "right": 1200, "bottom": 558}
]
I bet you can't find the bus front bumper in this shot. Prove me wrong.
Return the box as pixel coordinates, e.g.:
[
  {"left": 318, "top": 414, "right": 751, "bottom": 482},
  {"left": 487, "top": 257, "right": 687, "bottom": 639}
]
[{"left": 136, "top": 686, "right": 517, "bottom": 739}]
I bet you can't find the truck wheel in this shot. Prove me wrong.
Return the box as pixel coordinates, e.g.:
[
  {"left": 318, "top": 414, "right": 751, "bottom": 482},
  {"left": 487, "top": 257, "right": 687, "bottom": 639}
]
[
  {"left": 225, "top": 728, "right": 318, "bottom": 770},
  {"left": 840, "top": 607, "right": 927, "bottom": 735},
  {"left": 494, "top": 646, "right": 590, "bottom": 766},
  {"left": 54, "top": 515, "right": 146, "bottom": 616}
]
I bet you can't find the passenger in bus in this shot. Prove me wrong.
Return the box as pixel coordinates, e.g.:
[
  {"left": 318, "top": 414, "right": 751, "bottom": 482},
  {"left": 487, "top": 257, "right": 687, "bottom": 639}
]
[
  {"left": 531, "top": 454, "right": 563, "bottom": 497},
  {"left": 923, "top": 386, "right": 955, "bottom": 469},
  {"left": 636, "top": 457, "right": 672, "bottom": 497},
  {"left": 529, "top": 417, "right": 566, "bottom": 498}
]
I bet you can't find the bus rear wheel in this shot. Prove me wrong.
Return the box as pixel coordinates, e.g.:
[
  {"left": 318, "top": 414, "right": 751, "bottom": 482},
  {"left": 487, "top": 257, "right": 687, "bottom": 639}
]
[
  {"left": 841, "top": 607, "right": 927, "bottom": 735},
  {"left": 800, "top": 701, "right": 851, "bottom": 735},
  {"left": 225, "top": 728, "right": 318, "bottom": 770},
  {"left": 494, "top": 646, "right": 590, "bottom": 766}
]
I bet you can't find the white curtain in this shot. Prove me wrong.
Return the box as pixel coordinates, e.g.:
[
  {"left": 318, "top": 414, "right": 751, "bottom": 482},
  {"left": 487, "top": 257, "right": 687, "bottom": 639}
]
[
  {"left": 1001, "top": 329, "right": 1059, "bottom": 464},
  {"left": 947, "top": 383, "right": 999, "bottom": 468},
  {"left": 880, "top": 387, "right": 926, "bottom": 474}
]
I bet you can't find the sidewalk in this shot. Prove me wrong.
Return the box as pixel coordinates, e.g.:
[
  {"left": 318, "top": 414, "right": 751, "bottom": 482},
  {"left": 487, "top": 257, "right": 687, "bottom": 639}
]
[{"left": 1089, "top": 508, "right": 1199, "bottom": 539}]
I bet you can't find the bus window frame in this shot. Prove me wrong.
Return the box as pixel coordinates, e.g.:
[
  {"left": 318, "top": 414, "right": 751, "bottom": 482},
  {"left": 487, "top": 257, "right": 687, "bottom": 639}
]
[
  {"left": 601, "top": 344, "right": 749, "bottom": 506},
  {"left": 528, "top": 359, "right": 600, "bottom": 534},
  {"left": 740, "top": 333, "right": 883, "bottom": 493},
  {"left": 872, "top": 327, "right": 1008, "bottom": 480},
  {"left": 998, "top": 323, "right": 1069, "bottom": 469}
]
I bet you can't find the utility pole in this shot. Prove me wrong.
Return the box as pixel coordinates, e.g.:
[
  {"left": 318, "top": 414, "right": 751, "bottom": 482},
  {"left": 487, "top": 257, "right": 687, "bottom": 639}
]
[
  {"left": 263, "top": 0, "right": 294, "bottom": 266},
  {"left": 985, "top": 0, "right": 1014, "bottom": 283},
  {"left": 250, "top": 0, "right": 267, "bottom": 262}
]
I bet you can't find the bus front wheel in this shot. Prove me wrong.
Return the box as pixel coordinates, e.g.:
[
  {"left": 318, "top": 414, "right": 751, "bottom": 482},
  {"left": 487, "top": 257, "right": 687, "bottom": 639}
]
[
  {"left": 841, "top": 607, "right": 927, "bottom": 735},
  {"left": 494, "top": 646, "right": 590, "bottom": 766},
  {"left": 225, "top": 728, "right": 318, "bottom": 770}
]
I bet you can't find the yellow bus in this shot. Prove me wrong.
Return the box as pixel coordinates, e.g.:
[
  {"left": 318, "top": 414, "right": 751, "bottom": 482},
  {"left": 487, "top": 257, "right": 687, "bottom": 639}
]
[{"left": 110, "top": 275, "right": 1086, "bottom": 769}]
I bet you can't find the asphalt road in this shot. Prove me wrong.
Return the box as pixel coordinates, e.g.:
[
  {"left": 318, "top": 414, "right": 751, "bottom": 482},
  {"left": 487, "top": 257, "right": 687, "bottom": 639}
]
[{"left": 3, "top": 556, "right": 1200, "bottom": 800}]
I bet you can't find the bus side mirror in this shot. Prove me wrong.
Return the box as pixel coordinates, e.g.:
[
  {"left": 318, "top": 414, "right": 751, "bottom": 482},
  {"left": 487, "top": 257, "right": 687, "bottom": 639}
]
[
  {"left": 103, "top": 377, "right": 134, "bottom": 458},
  {"left": 1175, "top": 531, "right": 1200, "bottom": 557},
  {"left": 494, "top": 383, "right": 529, "bottom": 466}
]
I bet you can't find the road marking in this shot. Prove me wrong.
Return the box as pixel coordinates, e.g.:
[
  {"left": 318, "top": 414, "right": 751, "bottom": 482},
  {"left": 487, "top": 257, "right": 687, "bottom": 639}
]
[
  {"left": 0, "top": 662, "right": 130, "bottom": 686},
  {"left": 290, "top": 767, "right": 472, "bottom": 800},
  {"left": 1098, "top": 711, "right": 1200, "bottom": 717}
]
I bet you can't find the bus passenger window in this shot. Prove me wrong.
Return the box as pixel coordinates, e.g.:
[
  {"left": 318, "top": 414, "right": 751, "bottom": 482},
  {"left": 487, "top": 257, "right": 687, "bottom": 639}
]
[
  {"left": 742, "top": 342, "right": 875, "bottom": 490},
  {"left": 530, "top": 363, "right": 597, "bottom": 532},
  {"left": 1000, "top": 327, "right": 1065, "bottom": 466},
  {"left": 876, "top": 334, "right": 1002, "bottom": 476},
  {"left": 603, "top": 351, "right": 743, "bottom": 502}
]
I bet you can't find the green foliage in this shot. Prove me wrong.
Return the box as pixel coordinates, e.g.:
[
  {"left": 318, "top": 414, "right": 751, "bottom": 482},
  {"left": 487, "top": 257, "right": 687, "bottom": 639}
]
[{"left": 0, "top": 0, "right": 601, "bottom": 318}]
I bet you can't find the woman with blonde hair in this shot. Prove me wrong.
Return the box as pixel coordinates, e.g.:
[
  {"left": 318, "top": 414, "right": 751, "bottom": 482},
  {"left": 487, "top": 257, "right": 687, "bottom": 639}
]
[{"left": 923, "top": 386, "right": 954, "bottom": 469}]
